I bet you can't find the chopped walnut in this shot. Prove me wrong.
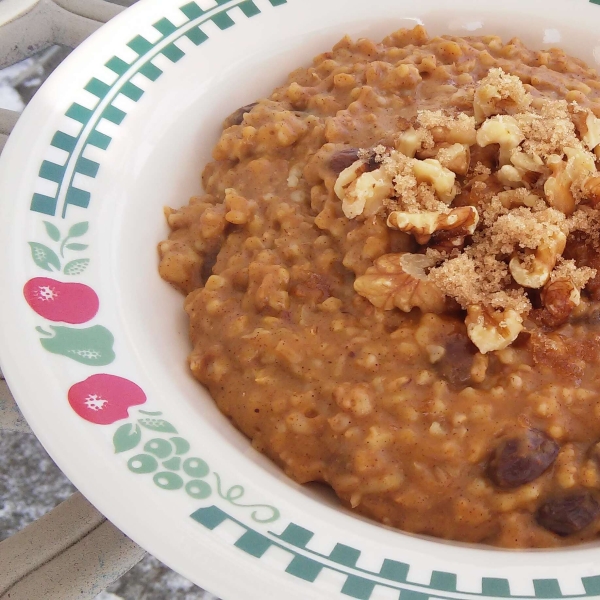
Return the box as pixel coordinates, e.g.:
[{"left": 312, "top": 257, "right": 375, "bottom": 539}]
[
  {"left": 411, "top": 159, "right": 457, "bottom": 203},
  {"left": 572, "top": 108, "right": 600, "bottom": 151},
  {"left": 496, "top": 189, "right": 544, "bottom": 211},
  {"left": 497, "top": 165, "right": 525, "bottom": 188},
  {"left": 509, "top": 230, "right": 567, "bottom": 289},
  {"left": 354, "top": 253, "right": 447, "bottom": 313},
  {"left": 395, "top": 127, "right": 433, "bottom": 158},
  {"left": 387, "top": 206, "right": 479, "bottom": 244},
  {"left": 473, "top": 68, "right": 532, "bottom": 123},
  {"left": 428, "top": 226, "right": 471, "bottom": 253},
  {"left": 436, "top": 143, "right": 471, "bottom": 175},
  {"left": 476, "top": 115, "right": 524, "bottom": 165},
  {"left": 334, "top": 160, "right": 394, "bottom": 219},
  {"left": 582, "top": 175, "right": 600, "bottom": 206},
  {"left": 416, "top": 110, "right": 477, "bottom": 145},
  {"left": 544, "top": 155, "right": 577, "bottom": 215},
  {"left": 465, "top": 305, "right": 524, "bottom": 354},
  {"left": 537, "top": 278, "right": 581, "bottom": 328},
  {"left": 340, "top": 68, "right": 600, "bottom": 352},
  {"left": 510, "top": 150, "right": 546, "bottom": 174},
  {"left": 545, "top": 148, "right": 597, "bottom": 214}
]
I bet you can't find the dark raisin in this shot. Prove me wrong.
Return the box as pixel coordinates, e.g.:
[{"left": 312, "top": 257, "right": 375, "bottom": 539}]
[
  {"left": 488, "top": 429, "right": 559, "bottom": 488},
  {"left": 329, "top": 148, "right": 379, "bottom": 174},
  {"left": 329, "top": 148, "right": 360, "bottom": 173},
  {"left": 223, "top": 102, "right": 258, "bottom": 128},
  {"left": 537, "top": 492, "right": 600, "bottom": 536},
  {"left": 434, "top": 333, "right": 477, "bottom": 388}
]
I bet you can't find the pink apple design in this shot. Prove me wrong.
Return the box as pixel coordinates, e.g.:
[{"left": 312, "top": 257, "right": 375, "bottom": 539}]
[
  {"left": 68, "top": 374, "right": 146, "bottom": 425},
  {"left": 23, "top": 277, "right": 99, "bottom": 324}
]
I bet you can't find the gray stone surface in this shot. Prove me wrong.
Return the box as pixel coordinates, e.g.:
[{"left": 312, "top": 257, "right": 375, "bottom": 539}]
[{"left": 0, "top": 429, "right": 219, "bottom": 599}]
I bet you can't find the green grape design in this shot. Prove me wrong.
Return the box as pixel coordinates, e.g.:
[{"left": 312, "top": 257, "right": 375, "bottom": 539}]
[{"left": 113, "top": 412, "right": 212, "bottom": 500}]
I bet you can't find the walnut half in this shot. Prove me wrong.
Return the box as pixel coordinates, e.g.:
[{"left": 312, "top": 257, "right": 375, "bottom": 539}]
[{"left": 354, "top": 253, "right": 447, "bottom": 313}]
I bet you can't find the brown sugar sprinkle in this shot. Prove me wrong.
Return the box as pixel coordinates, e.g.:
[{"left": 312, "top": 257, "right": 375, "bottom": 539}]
[
  {"left": 551, "top": 257, "right": 596, "bottom": 288},
  {"left": 337, "top": 67, "right": 600, "bottom": 352},
  {"left": 473, "top": 67, "right": 532, "bottom": 124},
  {"left": 516, "top": 99, "right": 584, "bottom": 159}
]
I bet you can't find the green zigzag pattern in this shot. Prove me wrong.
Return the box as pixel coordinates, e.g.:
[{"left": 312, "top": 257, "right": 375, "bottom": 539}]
[
  {"left": 30, "top": 0, "right": 286, "bottom": 218},
  {"left": 191, "top": 506, "right": 600, "bottom": 600}
]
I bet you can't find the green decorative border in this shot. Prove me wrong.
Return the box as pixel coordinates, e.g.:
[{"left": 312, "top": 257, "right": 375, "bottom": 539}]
[
  {"left": 26, "top": 0, "right": 600, "bottom": 598},
  {"left": 193, "top": 509, "right": 600, "bottom": 600},
  {"left": 30, "top": 0, "right": 286, "bottom": 218}
]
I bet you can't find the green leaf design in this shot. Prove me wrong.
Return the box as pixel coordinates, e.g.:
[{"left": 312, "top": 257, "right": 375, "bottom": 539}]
[
  {"left": 65, "top": 243, "right": 88, "bottom": 251},
  {"left": 138, "top": 418, "right": 178, "bottom": 433},
  {"left": 43, "top": 221, "right": 60, "bottom": 242},
  {"left": 28, "top": 242, "right": 61, "bottom": 272},
  {"left": 113, "top": 424, "right": 141, "bottom": 453},
  {"left": 63, "top": 259, "right": 90, "bottom": 276},
  {"left": 68, "top": 222, "right": 89, "bottom": 238},
  {"left": 39, "top": 325, "right": 115, "bottom": 366}
]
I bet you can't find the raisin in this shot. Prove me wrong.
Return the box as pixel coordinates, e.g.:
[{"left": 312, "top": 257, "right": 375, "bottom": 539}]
[
  {"left": 329, "top": 148, "right": 379, "bottom": 174},
  {"left": 537, "top": 493, "right": 600, "bottom": 536},
  {"left": 488, "top": 429, "right": 559, "bottom": 488},
  {"left": 223, "top": 102, "right": 258, "bottom": 128},
  {"left": 434, "top": 333, "right": 477, "bottom": 388},
  {"left": 329, "top": 148, "right": 360, "bottom": 173}
]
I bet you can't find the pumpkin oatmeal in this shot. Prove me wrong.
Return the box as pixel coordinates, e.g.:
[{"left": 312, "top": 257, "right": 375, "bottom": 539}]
[{"left": 158, "top": 26, "right": 600, "bottom": 548}]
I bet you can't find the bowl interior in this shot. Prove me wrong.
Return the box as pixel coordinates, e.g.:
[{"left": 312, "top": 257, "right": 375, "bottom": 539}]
[{"left": 100, "top": 0, "right": 600, "bottom": 557}]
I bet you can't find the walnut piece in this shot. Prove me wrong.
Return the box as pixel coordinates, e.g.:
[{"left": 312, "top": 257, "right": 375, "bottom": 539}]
[
  {"left": 387, "top": 206, "right": 479, "bottom": 244},
  {"left": 496, "top": 189, "right": 543, "bottom": 210},
  {"left": 497, "top": 165, "right": 525, "bottom": 188},
  {"left": 411, "top": 158, "right": 457, "bottom": 203},
  {"left": 538, "top": 278, "right": 581, "bottom": 328},
  {"left": 476, "top": 115, "right": 524, "bottom": 166},
  {"left": 334, "top": 160, "right": 393, "bottom": 219},
  {"left": 395, "top": 127, "right": 431, "bottom": 158},
  {"left": 465, "top": 305, "right": 524, "bottom": 354},
  {"left": 354, "top": 253, "right": 446, "bottom": 313},
  {"left": 436, "top": 143, "right": 471, "bottom": 175},
  {"left": 545, "top": 148, "right": 597, "bottom": 215},
  {"left": 509, "top": 230, "right": 567, "bottom": 289},
  {"left": 582, "top": 174, "right": 600, "bottom": 206},
  {"left": 473, "top": 68, "right": 532, "bottom": 123},
  {"left": 582, "top": 110, "right": 600, "bottom": 151},
  {"left": 544, "top": 155, "right": 577, "bottom": 215}
]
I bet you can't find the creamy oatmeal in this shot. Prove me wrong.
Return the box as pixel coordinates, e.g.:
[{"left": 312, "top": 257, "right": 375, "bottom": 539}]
[{"left": 158, "top": 26, "right": 600, "bottom": 548}]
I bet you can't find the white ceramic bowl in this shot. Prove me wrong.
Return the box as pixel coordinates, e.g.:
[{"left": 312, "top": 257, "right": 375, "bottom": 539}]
[{"left": 2, "top": 0, "right": 600, "bottom": 598}]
